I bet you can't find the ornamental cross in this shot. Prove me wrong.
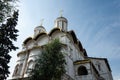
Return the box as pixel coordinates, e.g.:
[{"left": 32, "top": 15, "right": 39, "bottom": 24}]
[
  {"left": 40, "top": 19, "right": 44, "bottom": 26},
  {"left": 60, "top": 10, "right": 63, "bottom": 17}
]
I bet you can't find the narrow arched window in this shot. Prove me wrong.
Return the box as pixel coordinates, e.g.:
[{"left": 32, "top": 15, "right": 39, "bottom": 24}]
[
  {"left": 78, "top": 66, "right": 88, "bottom": 75},
  {"left": 96, "top": 61, "right": 101, "bottom": 71},
  {"left": 17, "top": 63, "right": 23, "bottom": 75},
  {"left": 26, "top": 60, "right": 34, "bottom": 73},
  {"left": 13, "top": 64, "right": 19, "bottom": 76},
  {"left": 98, "top": 64, "right": 101, "bottom": 71}
]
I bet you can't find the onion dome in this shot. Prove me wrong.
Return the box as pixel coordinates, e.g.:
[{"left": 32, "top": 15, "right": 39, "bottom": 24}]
[{"left": 34, "top": 25, "right": 46, "bottom": 37}]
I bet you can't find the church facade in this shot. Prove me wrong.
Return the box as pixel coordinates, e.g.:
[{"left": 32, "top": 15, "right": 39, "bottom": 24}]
[{"left": 12, "top": 16, "right": 113, "bottom": 80}]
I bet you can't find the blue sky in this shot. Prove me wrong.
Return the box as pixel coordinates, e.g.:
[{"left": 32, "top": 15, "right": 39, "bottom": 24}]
[{"left": 8, "top": 0, "right": 120, "bottom": 79}]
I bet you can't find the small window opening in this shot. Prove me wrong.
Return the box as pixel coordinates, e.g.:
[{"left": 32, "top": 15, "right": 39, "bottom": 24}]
[
  {"left": 98, "top": 64, "right": 101, "bottom": 71},
  {"left": 78, "top": 66, "right": 88, "bottom": 75}
]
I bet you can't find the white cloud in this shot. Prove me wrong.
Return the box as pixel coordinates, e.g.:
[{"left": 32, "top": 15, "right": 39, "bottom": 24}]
[{"left": 114, "top": 74, "right": 120, "bottom": 80}]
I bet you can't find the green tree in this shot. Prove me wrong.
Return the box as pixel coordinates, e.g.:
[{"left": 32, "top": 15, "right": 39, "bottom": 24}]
[
  {"left": 29, "top": 39, "right": 66, "bottom": 80},
  {"left": 0, "top": 0, "right": 19, "bottom": 79},
  {"left": 0, "top": 0, "right": 17, "bottom": 23}
]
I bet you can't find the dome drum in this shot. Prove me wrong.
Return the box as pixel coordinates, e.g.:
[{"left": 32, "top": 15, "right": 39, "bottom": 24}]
[{"left": 55, "top": 17, "right": 68, "bottom": 32}]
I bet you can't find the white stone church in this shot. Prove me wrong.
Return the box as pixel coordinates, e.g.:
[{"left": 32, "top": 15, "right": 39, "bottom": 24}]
[{"left": 11, "top": 15, "right": 113, "bottom": 80}]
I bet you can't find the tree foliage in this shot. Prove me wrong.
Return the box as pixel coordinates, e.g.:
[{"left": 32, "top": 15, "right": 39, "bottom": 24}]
[
  {"left": 29, "top": 39, "right": 66, "bottom": 80},
  {"left": 0, "top": 0, "right": 19, "bottom": 79},
  {"left": 0, "top": 0, "right": 18, "bottom": 23},
  {"left": 0, "top": 11, "right": 19, "bottom": 80}
]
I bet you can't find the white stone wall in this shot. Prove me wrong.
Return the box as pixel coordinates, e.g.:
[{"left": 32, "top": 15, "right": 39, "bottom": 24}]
[
  {"left": 36, "top": 35, "right": 49, "bottom": 46},
  {"left": 50, "top": 31, "right": 64, "bottom": 41},
  {"left": 24, "top": 48, "right": 42, "bottom": 77},
  {"left": 65, "top": 55, "right": 75, "bottom": 79},
  {"left": 53, "top": 32, "right": 86, "bottom": 80},
  {"left": 74, "top": 63, "right": 98, "bottom": 80},
  {"left": 12, "top": 52, "right": 28, "bottom": 79},
  {"left": 61, "top": 34, "right": 84, "bottom": 61},
  {"left": 91, "top": 59, "right": 113, "bottom": 80}
]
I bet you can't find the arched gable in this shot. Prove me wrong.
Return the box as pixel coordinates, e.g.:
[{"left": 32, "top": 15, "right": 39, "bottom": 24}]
[
  {"left": 34, "top": 32, "right": 47, "bottom": 40},
  {"left": 23, "top": 37, "right": 33, "bottom": 44},
  {"left": 13, "top": 63, "right": 23, "bottom": 76},
  {"left": 83, "top": 49, "right": 88, "bottom": 57},
  {"left": 68, "top": 30, "right": 78, "bottom": 43},
  {"left": 77, "top": 40, "right": 83, "bottom": 52},
  {"left": 49, "top": 27, "right": 61, "bottom": 36},
  {"left": 34, "top": 32, "right": 49, "bottom": 46}
]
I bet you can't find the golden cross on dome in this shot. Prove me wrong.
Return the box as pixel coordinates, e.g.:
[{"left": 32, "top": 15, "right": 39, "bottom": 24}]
[
  {"left": 60, "top": 10, "right": 63, "bottom": 17},
  {"left": 40, "top": 19, "right": 44, "bottom": 26}
]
